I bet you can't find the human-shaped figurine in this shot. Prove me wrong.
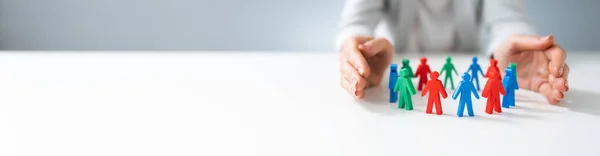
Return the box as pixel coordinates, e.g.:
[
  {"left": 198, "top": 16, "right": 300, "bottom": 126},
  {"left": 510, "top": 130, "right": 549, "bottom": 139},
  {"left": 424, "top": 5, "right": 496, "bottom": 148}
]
[
  {"left": 401, "top": 59, "right": 414, "bottom": 78},
  {"left": 452, "top": 72, "right": 480, "bottom": 117},
  {"left": 440, "top": 56, "right": 459, "bottom": 89},
  {"left": 389, "top": 64, "right": 399, "bottom": 103},
  {"left": 394, "top": 69, "right": 417, "bottom": 110},
  {"left": 414, "top": 57, "right": 431, "bottom": 91},
  {"left": 421, "top": 71, "right": 447, "bottom": 115},
  {"left": 502, "top": 68, "right": 519, "bottom": 108},
  {"left": 485, "top": 59, "right": 499, "bottom": 78},
  {"left": 466, "top": 57, "right": 485, "bottom": 91},
  {"left": 482, "top": 71, "right": 505, "bottom": 114}
]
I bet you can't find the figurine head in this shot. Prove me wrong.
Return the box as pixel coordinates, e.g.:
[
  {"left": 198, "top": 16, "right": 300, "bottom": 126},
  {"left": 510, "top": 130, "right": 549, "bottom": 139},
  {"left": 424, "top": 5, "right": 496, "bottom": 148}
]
[
  {"left": 509, "top": 63, "right": 517, "bottom": 69},
  {"left": 446, "top": 56, "right": 452, "bottom": 63},
  {"left": 402, "top": 59, "right": 409, "bottom": 65},
  {"left": 399, "top": 68, "right": 408, "bottom": 77},
  {"left": 430, "top": 71, "right": 439, "bottom": 79},
  {"left": 472, "top": 57, "right": 478, "bottom": 63},
  {"left": 420, "top": 57, "right": 427, "bottom": 63},
  {"left": 390, "top": 64, "right": 398, "bottom": 71},
  {"left": 461, "top": 72, "right": 471, "bottom": 81},
  {"left": 490, "top": 59, "right": 498, "bottom": 66},
  {"left": 505, "top": 68, "right": 514, "bottom": 76}
]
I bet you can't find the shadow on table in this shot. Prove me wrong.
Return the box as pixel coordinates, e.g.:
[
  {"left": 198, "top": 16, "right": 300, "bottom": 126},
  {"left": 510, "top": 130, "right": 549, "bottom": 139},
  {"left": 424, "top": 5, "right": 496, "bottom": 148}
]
[
  {"left": 515, "top": 92, "right": 549, "bottom": 105},
  {"left": 513, "top": 91, "right": 563, "bottom": 114},
  {"left": 558, "top": 88, "right": 600, "bottom": 116},
  {"left": 356, "top": 85, "right": 407, "bottom": 116}
]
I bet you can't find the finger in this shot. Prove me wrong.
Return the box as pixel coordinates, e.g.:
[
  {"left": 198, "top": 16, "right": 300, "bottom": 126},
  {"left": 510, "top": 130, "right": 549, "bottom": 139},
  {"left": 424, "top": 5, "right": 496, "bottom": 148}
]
[
  {"left": 340, "top": 76, "right": 359, "bottom": 98},
  {"left": 355, "top": 90, "right": 365, "bottom": 99},
  {"left": 538, "top": 83, "right": 559, "bottom": 104},
  {"left": 341, "top": 62, "right": 368, "bottom": 91},
  {"left": 551, "top": 77, "right": 568, "bottom": 92},
  {"left": 343, "top": 41, "right": 371, "bottom": 77},
  {"left": 340, "top": 78, "right": 365, "bottom": 99},
  {"left": 544, "top": 45, "right": 567, "bottom": 77},
  {"left": 358, "top": 37, "right": 394, "bottom": 57},
  {"left": 562, "top": 65, "right": 570, "bottom": 91},
  {"left": 507, "top": 35, "right": 554, "bottom": 52},
  {"left": 552, "top": 89, "right": 565, "bottom": 101}
]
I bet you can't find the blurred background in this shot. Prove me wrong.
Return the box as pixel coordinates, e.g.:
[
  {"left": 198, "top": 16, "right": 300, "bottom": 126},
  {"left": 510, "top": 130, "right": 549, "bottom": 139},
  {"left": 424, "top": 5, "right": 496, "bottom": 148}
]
[{"left": 0, "top": 0, "right": 598, "bottom": 51}]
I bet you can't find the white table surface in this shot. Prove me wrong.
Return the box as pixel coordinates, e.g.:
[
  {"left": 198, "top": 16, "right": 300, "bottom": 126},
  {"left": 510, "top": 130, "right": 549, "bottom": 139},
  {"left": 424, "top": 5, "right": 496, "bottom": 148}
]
[{"left": 0, "top": 51, "right": 599, "bottom": 156}]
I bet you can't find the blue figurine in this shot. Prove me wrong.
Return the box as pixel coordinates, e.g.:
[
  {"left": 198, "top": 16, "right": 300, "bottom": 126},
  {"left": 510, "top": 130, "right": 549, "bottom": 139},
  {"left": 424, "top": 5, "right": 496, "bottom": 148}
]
[
  {"left": 466, "top": 57, "right": 485, "bottom": 91},
  {"left": 502, "top": 68, "right": 519, "bottom": 108},
  {"left": 389, "top": 64, "right": 399, "bottom": 103},
  {"left": 452, "top": 72, "right": 480, "bottom": 117}
]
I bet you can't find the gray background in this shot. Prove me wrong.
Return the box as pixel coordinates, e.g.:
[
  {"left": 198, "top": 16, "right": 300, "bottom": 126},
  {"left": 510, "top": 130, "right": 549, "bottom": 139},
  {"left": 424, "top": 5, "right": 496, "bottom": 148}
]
[{"left": 0, "top": 0, "right": 598, "bottom": 51}]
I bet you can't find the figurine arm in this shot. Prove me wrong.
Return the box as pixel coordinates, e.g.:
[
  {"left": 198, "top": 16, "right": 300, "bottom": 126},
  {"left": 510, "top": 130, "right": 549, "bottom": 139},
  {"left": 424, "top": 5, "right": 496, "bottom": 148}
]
[
  {"left": 452, "top": 66, "right": 459, "bottom": 75},
  {"left": 421, "top": 83, "right": 429, "bottom": 96},
  {"left": 484, "top": 68, "right": 490, "bottom": 78},
  {"left": 482, "top": 81, "right": 491, "bottom": 98},
  {"left": 414, "top": 66, "right": 421, "bottom": 78},
  {"left": 394, "top": 77, "right": 401, "bottom": 92},
  {"left": 407, "top": 79, "right": 417, "bottom": 95},
  {"left": 502, "top": 78, "right": 509, "bottom": 90},
  {"left": 452, "top": 83, "right": 461, "bottom": 100},
  {"left": 478, "top": 66, "right": 485, "bottom": 77},
  {"left": 440, "top": 82, "right": 448, "bottom": 98},
  {"left": 472, "top": 85, "right": 480, "bottom": 99},
  {"left": 499, "top": 82, "right": 506, "bottom": 95}
]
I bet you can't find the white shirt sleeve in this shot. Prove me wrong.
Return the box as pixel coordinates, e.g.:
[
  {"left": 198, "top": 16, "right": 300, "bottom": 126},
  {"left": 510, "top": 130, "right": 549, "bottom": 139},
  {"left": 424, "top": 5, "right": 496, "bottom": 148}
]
[
  {"left": 335, "top": 0, "right": 385, "bottom": 52},
  {"left": 482, "top": 0, "right": 537, "bottom": 55}
]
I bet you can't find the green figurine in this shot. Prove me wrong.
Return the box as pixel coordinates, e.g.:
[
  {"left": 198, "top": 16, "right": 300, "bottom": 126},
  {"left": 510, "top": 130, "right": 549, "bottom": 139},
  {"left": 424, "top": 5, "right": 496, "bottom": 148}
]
[
  {"left": 401, "top": 59, "right": 414, "bottom": 78},
  {"left": 394, "top": 69, "right": 417, "bottom": 110},
  {"left": 440, "top": 56, "right": 459, "bottom": 89},
  {"left": 509, "top": 62, "right": 517, "bottom": 76}
]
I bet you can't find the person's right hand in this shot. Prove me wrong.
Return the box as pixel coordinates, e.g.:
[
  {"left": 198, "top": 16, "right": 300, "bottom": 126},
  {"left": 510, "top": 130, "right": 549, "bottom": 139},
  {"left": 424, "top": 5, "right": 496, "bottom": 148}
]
[{"left": 339, "top": 36, "right": 394, "bottom": 99}]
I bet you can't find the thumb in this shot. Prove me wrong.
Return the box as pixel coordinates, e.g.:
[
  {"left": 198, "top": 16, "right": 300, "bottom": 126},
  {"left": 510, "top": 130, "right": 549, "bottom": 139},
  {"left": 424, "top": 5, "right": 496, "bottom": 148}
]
[
  {"left": 506, "top": 35, "right": 554, "bottom": 52},
  {"left": 357, "top": 37, "right": 394, "bottom": 57}
]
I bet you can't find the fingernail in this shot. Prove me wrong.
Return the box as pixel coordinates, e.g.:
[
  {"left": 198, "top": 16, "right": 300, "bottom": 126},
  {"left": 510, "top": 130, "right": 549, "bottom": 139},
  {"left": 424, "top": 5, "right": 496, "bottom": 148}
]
[
  {"left": 559, "top": 66, "right": 564, "bottom": 75},
  {"left": 565, "top": 80, "right": 568, "bottom": 87},
  {"left": 358, "top": 45, "right": 365, "bottom": 50},
  {"left": 358, "top": 44, "right": 369, "bottom": 51},
  {"left": 358, "top": 68, "right": 365, "bottom": 75}
]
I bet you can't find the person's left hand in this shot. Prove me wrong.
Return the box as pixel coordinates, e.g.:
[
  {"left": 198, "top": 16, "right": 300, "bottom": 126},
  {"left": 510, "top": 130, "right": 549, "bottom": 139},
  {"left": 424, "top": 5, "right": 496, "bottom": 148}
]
[{"left": 493, "top": 35, "right": 569, "bottom": 104}]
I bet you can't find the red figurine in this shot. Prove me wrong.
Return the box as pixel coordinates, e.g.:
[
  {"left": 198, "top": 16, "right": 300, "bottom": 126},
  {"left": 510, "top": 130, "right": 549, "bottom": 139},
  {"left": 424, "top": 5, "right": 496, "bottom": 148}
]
[
  {"left": 485, "top": 59, "right": 499, "bottom": 78},
  {"left": 482, "top": 71, "right": 505, "bottom": 114},
  {"left": 414, "top": 57, "right": 432, "bottom": 91},
  {"left": 421, "top": 71, "right": 447, "bottom": 115}
]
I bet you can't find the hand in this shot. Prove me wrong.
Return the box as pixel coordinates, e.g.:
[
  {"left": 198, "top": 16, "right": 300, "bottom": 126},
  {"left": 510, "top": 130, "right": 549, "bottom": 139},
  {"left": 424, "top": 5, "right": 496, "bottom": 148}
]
[
  {"left": 339, "top": 36, "right": 394, "bottom": 99},
  {"left": 493, "top": 35, "right": 569, "bottom": 104}
]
